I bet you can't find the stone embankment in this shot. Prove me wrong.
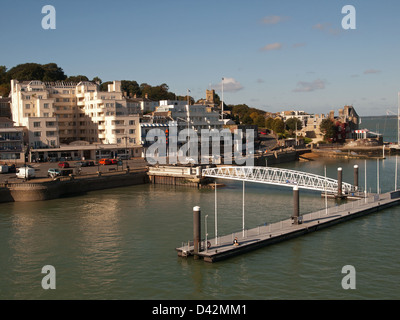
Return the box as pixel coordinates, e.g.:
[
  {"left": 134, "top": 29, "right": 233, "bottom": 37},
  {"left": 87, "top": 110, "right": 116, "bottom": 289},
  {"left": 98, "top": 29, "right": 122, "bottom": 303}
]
[{"left": 0, "top": 170, "right": 147, "bottom": 203}]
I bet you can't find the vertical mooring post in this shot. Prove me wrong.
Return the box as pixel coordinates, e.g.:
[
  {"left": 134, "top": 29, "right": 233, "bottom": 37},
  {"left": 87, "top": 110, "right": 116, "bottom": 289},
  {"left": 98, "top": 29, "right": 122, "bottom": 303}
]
[
  {"left": 193, "top": 206, "right": 201, "bottom": 259},
  {"left": 354, "top": 165, "right": 359, "bottom": 191},
  {"left": 292, "top": 186, "right": 299, "bottom": 224},
  {"left": 337, "top": 167, "right": 343, "bottom": 197}
]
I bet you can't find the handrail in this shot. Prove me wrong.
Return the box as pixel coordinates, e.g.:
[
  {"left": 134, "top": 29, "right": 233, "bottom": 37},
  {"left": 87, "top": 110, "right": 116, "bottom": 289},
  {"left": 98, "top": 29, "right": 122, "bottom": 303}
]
[{"left": 202, "top": 166, "right": 357, "bottom": 194}]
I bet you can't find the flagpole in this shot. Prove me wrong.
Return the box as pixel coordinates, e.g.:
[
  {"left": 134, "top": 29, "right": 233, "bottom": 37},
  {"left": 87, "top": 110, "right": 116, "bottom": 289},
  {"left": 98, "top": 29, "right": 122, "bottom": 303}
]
[{"left": 221, "top": 77, "right": 224, "bottom": 120}]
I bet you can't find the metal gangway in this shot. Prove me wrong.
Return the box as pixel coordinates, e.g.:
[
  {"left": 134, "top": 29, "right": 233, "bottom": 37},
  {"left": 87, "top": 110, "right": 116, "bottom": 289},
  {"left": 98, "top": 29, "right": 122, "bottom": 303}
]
[{"left": 202, "top": 166, "right": 358, "bottom": 194}]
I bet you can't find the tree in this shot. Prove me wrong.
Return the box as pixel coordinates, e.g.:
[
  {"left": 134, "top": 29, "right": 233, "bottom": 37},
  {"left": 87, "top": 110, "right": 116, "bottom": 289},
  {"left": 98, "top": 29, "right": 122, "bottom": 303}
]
[
  {"left": 92, "top": 76, "right": 102, "bottom": 84},
  {"left": 42, "top": 63, "right": 67, "bottom": 82},
  {"left": 242, "top": 114, "right": 253, "bottom": 125},
  {"left": 65, "top": 75, "right": 89, "bottom": 82},
  {"left": 121, "top": 80, "right": 141, "bottom": 97},
  {"left": 285, "top": 118, "right": 303, "bottom": 132},
  {"left": 320, "top": 118, "right": 336, "bottom": 141},
  {"left": 254, "top": 114, "right": 266, "bottom": 128},
  {"left": 272, "top": 118, "right": 285, "bottom": 134},
  {"left": 6, "top": 63, "right": 66, "bottom": 82},
  {"left": 265, "top": 117, "right": 274, "bottom": 130}
]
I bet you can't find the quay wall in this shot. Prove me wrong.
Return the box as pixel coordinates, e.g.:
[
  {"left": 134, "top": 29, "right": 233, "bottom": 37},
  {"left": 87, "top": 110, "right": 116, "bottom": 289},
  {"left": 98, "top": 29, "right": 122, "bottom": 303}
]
[
  {"left": 0, "top": 171, "right": 148, "bottom": 203},
  {"left": 254, "top": 150, "right": 299, "bottom": 166}
]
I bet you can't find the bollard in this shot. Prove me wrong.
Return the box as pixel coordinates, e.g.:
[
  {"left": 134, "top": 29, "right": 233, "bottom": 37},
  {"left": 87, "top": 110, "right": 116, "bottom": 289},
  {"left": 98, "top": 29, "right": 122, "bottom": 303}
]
[
  {"left": 354, "top": 165, "right": 358, "bottom": 191},
  {"left": 292, "top": 186, "right": 299, "bottom": 225},
  {"left": 193, "top": 206, "right": 201, "bottom": 259},
  {"left": 337, "top": 167, "right": 343, "bottom": 197}
]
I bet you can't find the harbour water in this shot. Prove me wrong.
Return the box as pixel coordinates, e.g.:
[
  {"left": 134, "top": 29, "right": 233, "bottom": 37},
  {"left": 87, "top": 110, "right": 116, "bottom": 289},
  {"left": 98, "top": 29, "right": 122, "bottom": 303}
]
[{"left": 1, "top": 117, "right": 399, "bottom": 300}]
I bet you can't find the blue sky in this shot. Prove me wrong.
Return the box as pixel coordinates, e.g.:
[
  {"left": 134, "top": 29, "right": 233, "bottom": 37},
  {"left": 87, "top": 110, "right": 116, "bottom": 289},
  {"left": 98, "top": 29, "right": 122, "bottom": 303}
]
[{"left": 1, "top": 0, "right": 400, "bottom": 116}]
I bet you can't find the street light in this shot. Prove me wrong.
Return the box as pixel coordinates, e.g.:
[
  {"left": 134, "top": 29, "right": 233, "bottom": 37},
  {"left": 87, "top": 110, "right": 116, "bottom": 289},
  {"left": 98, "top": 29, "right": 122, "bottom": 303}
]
[
  {"left": 205, "top": 214, "right": 209, "bottom": 253},
  {"left": 122, "top": 135, "right": 128, "bottom": 170}
]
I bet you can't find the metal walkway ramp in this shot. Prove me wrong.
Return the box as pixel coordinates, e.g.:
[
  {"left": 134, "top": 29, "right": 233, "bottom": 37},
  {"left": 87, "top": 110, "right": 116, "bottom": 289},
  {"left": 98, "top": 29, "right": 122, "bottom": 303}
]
[{"left": 202, "top": 166, "right": 357, "bottom": 194}]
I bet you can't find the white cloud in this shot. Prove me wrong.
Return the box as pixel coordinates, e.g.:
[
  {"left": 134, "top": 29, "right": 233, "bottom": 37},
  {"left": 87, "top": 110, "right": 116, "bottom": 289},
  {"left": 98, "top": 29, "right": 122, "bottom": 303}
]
[
  {"left": 261, "top": 15, "right": 288, "bottom": 25},
  {"left": 260, "top": 42, "right": 282, "bottom": 51},
  {"left": 213, "top": 77, "right": 244, "bottom": 93},
  {"left": 293, "top": 79, "right": 326, "bottom": 92},
  {"left": 363, "top": 69, "right": 381, "bottom": 74},
  {"left": 312, "top": 22, "right": 342, "bottom": 35}
]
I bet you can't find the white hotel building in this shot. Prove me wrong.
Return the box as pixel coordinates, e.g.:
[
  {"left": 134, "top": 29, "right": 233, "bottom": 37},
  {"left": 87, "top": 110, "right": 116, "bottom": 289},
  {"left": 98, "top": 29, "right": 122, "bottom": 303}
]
[{"left": 10, "top": 80, "right": 142, "bottom": 161}]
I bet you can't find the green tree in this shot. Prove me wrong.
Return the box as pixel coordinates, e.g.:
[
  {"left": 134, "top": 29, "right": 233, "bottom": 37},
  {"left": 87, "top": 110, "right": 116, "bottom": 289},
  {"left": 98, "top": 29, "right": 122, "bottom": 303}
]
[
  {"left": 272, "top": 118, "right": 285, "bottom": 134},
  {"left": 92, "top": 76, "right": 102, "bottom": 84},
  {"left": 320, "top": 118, "right": 336, "bottom": 141},
  {"left": 42, "top": 63, "right": 67, "bottom": 82},
  {"left": 285, "top": 118, "right": 303, "bottom": 132},
  {"left": 254, "top": 114, "right": 266, "bottom": 128},
  {"left": 7, "top": 63, "right": 45, "bottom": 81},
  {"left": 241, "top": 114, "right": 253, "bottom": 125},
  {"left": 121, "top": 80, "right": 140, "bottom": 97},
  {"left": 65, "top": 75, "right": 89, "bottom": 82},
  {"left": 265, "top": 117, "right": 274, "bottom": 130}
]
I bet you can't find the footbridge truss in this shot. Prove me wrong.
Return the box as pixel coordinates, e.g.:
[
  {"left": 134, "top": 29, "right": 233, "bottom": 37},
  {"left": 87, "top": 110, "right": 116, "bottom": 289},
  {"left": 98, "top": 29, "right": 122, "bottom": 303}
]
[{"left": 202, "top": 166, "right": 357, "bottom": 194}]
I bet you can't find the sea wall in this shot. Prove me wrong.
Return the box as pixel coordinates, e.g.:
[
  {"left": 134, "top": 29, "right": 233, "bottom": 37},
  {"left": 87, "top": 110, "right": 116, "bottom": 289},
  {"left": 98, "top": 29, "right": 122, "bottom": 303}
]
[
  {"left": 254, "top": 150, "right": 299, "bottom": 166},
  {"left": 0, "top": 171, "right": 148, "bottom": 203}
]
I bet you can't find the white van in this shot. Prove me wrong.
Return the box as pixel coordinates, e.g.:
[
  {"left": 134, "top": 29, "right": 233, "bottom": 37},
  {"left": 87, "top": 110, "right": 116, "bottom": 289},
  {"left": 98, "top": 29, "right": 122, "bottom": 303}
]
[{"left": 16, "top": 167, "right": 35, "bottom": 179}]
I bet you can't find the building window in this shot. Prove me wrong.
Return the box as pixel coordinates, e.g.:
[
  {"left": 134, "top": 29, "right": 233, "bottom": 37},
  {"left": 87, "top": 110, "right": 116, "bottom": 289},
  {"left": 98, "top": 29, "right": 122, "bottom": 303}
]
[
  {"left": 25, "top": 104, "right": 30, "bottom": 109},
  {"left": 34, "top": 132, "right": 41, "bottom": 137},
  {"left": 33, "top": 122, "right": 41, "bottom": 128},
  {"left": 129, "top": 120, "right": 135, "bottom": 125},
  {"left": 44, "top": 103, "right": 49, "bottom": 108},
  {"left": 129, "top": 129, "right": 135, "bottom": 134}
]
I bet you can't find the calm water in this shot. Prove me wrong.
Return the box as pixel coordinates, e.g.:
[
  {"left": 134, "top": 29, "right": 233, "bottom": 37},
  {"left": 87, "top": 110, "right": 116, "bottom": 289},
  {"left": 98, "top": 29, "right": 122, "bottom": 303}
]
[{"left": 1, "top": 118, "right": 400, "bottom": 300}]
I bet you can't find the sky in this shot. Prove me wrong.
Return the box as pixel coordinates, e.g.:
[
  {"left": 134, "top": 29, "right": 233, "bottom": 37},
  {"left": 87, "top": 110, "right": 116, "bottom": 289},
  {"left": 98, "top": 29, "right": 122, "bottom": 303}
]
[{"left": 1, "top": 0, "right": 400, "bottom": 116}]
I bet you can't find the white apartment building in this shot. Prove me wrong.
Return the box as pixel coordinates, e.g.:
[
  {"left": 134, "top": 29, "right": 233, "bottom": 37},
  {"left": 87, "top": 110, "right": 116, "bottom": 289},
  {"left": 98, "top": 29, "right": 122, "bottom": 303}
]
[
  {"left": 10, "top": 79, "right": 141, "bottom": 159},
  {"left": 156, "top": 100, "right": 223, "bottom": 132},
  {"left": 279, "top": 110, "right": 313, "bottom": 127}
]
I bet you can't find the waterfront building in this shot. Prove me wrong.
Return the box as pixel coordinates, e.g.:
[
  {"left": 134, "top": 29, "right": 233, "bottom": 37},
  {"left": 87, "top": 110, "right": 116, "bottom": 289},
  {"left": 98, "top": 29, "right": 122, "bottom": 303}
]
[
  {"left": 0, "top": 97, "right": 11, "bottom": 119},
  {"left": 279, "top": 110, "right": 313, "bottom": 128},
  {"left": 126, "top": 94, "right": 158, "bottom": 114},
  {"left": 0, "top": 117, "right": 26, "bottom": 162},
  {"left": 10, "top": 80, "right": 142, "bottom": 160},
  {"left": 156, "top": 100, "right": 224, "bottom": 132}
]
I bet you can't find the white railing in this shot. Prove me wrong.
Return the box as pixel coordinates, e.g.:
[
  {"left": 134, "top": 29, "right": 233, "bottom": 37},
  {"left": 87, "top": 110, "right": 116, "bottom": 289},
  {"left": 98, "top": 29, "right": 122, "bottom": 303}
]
[{"left": 202, "top": 166, "right": 356, "bottom": 194}]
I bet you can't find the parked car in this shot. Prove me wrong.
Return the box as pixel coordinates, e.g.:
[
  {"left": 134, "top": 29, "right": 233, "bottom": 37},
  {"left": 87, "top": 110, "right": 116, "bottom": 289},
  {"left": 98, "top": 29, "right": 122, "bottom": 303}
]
[
  {"left": 8, "top": 164, "right": 17, "bottom": 173},
  {"left": 58, "top": 161, "right": 70, "bottom": 168},
  {"left": 86, "top": 161, "right": 95, "bottom": 166},
  {"left": 0, "top": 165, "right": 9, "bottom": 174},
  {"left": 110, "top": 159, "right": 118, "bottom": 164},
  {"left": 16, "top": 167, "right": 35, "bottom": 179},
  {"left": 99, "top": 158, "right": 111, "bottom": 165},
  {"left": 118, "top": 154, "right": 130, "bottom": 160},
  {"left": 48, "top": 168, "right": 61, "bottom": 178},
  {"left": 76, "top": 161, "right": 88, "bottom": 167}
]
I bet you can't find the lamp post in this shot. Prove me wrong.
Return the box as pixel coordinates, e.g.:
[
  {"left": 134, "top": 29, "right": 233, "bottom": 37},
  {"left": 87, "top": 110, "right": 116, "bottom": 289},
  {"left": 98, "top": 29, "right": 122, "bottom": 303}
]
[
  {"left": 122, "top": 135, "right": 128, "bottom": 170},
  {"left": 205, "top": 214, "right": 209, "bottom": 253}
]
